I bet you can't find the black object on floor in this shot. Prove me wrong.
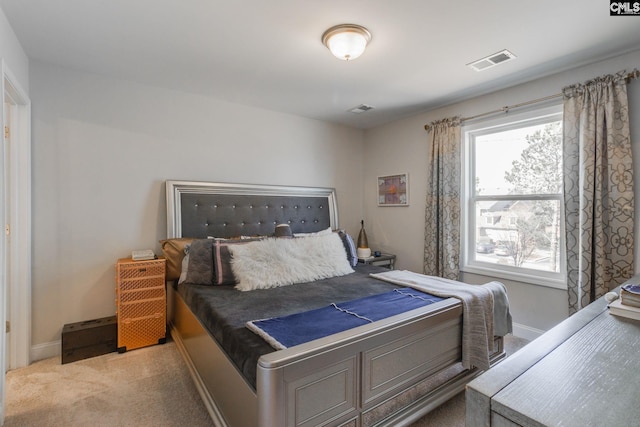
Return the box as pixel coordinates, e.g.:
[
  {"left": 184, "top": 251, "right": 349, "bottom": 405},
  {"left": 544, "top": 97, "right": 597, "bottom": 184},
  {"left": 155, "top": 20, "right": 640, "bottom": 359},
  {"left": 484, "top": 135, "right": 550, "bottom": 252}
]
[{"left": 61, "top": 316, "right": 117, "bottom": 364}]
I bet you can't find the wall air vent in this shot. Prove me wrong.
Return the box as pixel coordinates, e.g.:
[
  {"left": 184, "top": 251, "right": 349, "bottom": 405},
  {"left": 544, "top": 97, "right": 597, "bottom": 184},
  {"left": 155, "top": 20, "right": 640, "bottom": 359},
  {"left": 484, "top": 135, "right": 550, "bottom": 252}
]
[
  {"left": 349, "top": 104, "right": 375, "bottom": 114},
  {"left": 467, "top": 49, "right": 516, "bottom": 72}
]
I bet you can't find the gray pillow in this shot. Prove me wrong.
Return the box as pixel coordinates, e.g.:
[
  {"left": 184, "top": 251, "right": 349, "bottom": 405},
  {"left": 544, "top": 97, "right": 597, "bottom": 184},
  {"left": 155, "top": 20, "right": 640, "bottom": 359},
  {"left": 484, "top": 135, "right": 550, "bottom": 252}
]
[{"left": 184, "top": 239, "right": 214, "bottom": 285}]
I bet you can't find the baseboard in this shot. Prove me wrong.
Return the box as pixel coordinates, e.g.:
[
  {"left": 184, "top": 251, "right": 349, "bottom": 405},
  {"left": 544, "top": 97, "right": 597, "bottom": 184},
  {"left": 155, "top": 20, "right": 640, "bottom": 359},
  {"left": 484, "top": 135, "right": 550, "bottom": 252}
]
[
  {"left": 31, "top": 340, "right": 60, "bottom": 362},
  {"left": 512, "top": 323, "right": 544, "bottom": 341}
]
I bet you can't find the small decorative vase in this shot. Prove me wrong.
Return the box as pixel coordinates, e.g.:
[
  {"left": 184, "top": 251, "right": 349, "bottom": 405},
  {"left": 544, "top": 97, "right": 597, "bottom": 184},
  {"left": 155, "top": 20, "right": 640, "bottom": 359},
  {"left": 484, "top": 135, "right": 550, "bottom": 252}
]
[{"left": 357, "top": 220, "right": 371, "bottom": 258}]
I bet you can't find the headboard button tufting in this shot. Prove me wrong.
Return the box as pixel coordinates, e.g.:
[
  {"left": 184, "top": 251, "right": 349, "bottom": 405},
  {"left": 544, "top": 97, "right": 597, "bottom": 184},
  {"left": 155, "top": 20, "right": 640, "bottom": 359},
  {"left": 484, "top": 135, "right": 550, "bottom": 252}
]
[{"left": 174, "top": 184, "right": 335, "bottom": 239}]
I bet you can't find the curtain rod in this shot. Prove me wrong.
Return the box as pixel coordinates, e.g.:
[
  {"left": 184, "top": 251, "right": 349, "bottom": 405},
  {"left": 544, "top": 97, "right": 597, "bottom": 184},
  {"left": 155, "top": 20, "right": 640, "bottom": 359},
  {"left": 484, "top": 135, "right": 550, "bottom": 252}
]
[{"left": 423, "top": 69, "right": 640, "bottom": 132}]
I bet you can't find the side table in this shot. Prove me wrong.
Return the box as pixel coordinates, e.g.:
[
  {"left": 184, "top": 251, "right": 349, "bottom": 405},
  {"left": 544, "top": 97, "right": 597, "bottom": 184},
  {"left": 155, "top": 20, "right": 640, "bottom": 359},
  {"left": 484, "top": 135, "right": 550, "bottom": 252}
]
[
  {"left": 358, "top": 253, "right": 396, "bottom": 269},
  {"left": 115, "top": 257, "right": 167, "bottom": 352}
]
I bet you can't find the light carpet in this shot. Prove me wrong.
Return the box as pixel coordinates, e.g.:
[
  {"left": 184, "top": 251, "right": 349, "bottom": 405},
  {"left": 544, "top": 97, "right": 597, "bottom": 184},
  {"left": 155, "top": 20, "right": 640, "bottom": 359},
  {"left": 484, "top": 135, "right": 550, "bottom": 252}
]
[
  {"left": 409, "top": 334, "right": 529, "bottom": 427},
  {"left": 5, "top": 341, "right": 213, "bottom": 427},
  {"left": 4, "top": 335, "right": 529, "bottom": 426}
]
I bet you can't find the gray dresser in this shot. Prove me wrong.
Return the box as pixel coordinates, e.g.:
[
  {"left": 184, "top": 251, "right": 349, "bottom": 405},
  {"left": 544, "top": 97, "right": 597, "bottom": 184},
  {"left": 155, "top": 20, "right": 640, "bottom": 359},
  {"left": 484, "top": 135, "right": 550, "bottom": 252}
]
[{"left": 466, "top": 280, "right": 640, "bottom": 427}]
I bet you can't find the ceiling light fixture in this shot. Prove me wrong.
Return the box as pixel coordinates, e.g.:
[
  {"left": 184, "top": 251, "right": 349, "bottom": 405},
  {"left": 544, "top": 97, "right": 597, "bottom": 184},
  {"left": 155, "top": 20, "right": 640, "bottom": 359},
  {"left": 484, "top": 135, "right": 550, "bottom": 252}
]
[{"left": 322, "top": 24, "right": 371, "bottom": 61}]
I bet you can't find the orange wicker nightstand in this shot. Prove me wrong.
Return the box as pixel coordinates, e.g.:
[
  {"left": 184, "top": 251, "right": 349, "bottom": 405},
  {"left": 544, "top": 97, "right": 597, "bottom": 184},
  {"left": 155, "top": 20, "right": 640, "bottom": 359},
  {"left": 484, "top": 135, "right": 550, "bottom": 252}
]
[{"left": 115, "top": 257, "right": 166, "bottom": 352}]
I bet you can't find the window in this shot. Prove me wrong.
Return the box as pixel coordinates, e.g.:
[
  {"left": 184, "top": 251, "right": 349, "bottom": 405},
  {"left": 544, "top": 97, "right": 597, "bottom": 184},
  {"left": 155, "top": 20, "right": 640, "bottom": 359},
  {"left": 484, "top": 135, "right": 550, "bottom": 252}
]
[{"left": 463, "top": 106, "right": 565, "bottom": 288}]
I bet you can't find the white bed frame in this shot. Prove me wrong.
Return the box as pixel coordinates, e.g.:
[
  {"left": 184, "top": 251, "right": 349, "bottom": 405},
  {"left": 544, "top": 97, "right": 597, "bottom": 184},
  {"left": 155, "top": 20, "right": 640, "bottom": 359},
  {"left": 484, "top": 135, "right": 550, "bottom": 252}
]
[{"left": 165, "top": 180, "right": 505, "bottom": 427}]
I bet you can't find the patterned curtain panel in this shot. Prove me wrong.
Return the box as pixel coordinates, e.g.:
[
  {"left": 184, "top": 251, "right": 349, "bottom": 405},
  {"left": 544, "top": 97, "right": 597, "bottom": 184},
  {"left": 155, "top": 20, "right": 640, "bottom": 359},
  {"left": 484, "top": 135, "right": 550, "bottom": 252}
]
[
  {"left": 424, "top": 117, "right": 462, "bottom": 280},
  {"left": 563, "top": 71, "right": 635, "bottom": 314}
]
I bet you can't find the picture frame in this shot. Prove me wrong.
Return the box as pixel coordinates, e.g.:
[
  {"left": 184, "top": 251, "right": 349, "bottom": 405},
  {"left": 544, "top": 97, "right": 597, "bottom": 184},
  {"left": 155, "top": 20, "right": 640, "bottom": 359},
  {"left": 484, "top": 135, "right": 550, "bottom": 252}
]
[{"left": 377, "top": 173, "right": 409, "bottom": 206}]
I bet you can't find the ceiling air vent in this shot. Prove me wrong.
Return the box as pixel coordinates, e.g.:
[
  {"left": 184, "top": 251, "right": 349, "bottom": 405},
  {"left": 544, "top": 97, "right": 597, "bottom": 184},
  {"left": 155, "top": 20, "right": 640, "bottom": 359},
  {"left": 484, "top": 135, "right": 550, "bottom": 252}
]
[
  {"left": 349, "top": 104, "right": 375, "bottom": 114},
  {"left": 467, "top": 49, "right": 516, "bottom": 72}
]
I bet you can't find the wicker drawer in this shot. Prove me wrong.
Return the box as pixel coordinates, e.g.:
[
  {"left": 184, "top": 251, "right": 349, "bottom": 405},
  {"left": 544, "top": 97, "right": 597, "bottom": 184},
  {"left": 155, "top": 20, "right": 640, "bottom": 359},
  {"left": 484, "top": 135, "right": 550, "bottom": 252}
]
[
  {"left": 118, "top": 297, "right": 165, "bottom": 320},
  {"left": 118, "top": 315, "right": 166, "bottom": 352},
  {"left": 118, "top": 277, "right": 164, "bottom": 292},
  {"left": 115, "top": 257, "right": 166, "bottom": 352},
  {"left": 118, "top": 287, "right": 165, "bottom": 303},
  {"left": 117, "top": 259, "right": 165, "bottom": 280}
]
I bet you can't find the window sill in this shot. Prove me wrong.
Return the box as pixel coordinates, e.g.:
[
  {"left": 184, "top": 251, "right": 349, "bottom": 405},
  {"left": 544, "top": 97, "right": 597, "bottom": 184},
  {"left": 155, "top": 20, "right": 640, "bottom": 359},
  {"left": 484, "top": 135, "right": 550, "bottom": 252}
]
[{"left": 462, "top": 264, "right": 567, "bottom": 290}]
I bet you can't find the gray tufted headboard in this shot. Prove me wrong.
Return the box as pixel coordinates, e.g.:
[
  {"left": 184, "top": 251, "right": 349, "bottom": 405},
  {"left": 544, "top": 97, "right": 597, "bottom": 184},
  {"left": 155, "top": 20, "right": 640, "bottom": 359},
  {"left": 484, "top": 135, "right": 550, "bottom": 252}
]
[{"left": 165, "top": 180, "right": 339, "bottom": 239}]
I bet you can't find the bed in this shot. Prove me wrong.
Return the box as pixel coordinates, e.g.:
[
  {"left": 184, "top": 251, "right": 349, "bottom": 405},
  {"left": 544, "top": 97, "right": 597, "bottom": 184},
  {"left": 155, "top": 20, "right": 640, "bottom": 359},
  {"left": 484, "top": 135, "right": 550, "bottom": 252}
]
[{"left": 164, "top": 180, "right": 509, "bottom": 427}]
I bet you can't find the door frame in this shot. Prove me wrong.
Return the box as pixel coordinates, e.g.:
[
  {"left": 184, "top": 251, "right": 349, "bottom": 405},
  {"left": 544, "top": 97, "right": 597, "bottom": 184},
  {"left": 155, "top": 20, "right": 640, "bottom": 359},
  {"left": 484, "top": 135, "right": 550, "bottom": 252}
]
[{"left": 1, "top": 59, "right": 31, "bottom": 423}]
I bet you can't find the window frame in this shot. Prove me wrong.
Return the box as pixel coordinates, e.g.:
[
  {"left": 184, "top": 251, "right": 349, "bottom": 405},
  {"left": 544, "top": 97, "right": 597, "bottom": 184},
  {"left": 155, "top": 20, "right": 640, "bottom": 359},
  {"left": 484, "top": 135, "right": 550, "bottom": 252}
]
[{"left": 461, "top": 105, "right": 566, "bottom": 289}]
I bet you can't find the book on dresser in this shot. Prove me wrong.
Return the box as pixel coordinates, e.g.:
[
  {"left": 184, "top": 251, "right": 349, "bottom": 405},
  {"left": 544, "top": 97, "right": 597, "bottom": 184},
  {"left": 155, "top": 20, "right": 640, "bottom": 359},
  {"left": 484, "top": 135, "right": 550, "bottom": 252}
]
[
  {"left": 608, "top": 298, "right": 640, "bottom": 321},
  {"left": 131, "top": 249, "right": 156, "bottom": 261},
  {"left": 620, "top": 284, "right": 640, "bottom": 308}
]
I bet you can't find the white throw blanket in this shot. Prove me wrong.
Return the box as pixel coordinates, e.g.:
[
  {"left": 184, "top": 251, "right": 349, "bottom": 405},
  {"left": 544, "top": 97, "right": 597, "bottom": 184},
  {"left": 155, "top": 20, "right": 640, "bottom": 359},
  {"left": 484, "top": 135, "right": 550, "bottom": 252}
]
[{"left": 370, "top": 270, "right": 511, "bottom": 371}]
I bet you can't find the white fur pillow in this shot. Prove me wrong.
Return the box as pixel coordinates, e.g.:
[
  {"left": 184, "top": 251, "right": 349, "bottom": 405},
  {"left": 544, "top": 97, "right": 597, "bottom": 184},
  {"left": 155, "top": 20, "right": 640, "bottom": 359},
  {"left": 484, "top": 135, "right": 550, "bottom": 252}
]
[
  {"left": 230, "top": 233, "right": 354, "bottom": 291},
  {"left": 293, "top": 226, "right": 333, "bottom": 238}
]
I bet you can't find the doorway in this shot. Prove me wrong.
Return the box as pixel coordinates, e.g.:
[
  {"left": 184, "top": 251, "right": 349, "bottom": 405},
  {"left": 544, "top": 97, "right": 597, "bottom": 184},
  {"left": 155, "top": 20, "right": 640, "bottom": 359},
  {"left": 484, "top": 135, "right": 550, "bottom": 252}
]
[{"left": 1, "top": 61, "right": 31, "bottom": 426}]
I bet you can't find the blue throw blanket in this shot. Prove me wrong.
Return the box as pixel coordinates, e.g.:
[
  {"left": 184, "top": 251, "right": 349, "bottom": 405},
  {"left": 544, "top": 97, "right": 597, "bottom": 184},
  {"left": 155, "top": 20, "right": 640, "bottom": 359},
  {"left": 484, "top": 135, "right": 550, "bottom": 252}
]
[{"left": 246, "top": 288, "right": 444, "bottom": 350}]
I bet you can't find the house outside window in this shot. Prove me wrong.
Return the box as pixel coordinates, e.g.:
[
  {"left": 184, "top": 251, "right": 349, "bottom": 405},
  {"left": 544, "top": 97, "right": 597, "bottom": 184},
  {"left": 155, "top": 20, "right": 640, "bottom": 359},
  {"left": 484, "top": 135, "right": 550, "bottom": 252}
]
[{"left": 462, "top": 105, "right": 565, "bottom": 288}]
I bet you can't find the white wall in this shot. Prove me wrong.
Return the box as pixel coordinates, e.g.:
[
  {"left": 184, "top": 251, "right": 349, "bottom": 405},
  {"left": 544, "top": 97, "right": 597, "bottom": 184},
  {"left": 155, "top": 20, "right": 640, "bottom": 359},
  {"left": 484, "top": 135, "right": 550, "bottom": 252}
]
[
  {"left": 21, "top": 38, "right": 640, "bottom": 353},
  {"left": 29, "top": 61, "right": 365, "bottom": 357},
  {"left": 363, "top": 49, "right": 640, "bottom": 338},
  {"left": 0, "top": 7, "right": 28, "bottom": 92}
]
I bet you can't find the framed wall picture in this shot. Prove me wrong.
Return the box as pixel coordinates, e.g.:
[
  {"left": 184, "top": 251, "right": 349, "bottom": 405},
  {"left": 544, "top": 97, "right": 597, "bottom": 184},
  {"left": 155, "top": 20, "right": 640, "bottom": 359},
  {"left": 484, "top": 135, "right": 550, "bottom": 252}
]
[{"left": 377, "top": 173, "right": 409, "bottom": 206}]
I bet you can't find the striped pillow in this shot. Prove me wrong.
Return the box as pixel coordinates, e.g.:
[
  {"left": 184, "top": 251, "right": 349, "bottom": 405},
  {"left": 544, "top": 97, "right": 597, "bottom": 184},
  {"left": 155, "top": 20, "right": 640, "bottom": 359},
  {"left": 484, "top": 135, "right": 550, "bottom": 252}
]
[{"left": 213, "top": 238, "right": 264, "bottom": 285}]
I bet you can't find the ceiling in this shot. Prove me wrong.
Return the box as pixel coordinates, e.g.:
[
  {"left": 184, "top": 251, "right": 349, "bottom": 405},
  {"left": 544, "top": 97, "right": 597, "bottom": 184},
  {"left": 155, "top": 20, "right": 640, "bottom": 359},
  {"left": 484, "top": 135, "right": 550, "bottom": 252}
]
[{"left": 2, "top": 0, "right": 640, "bottom": 129}]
